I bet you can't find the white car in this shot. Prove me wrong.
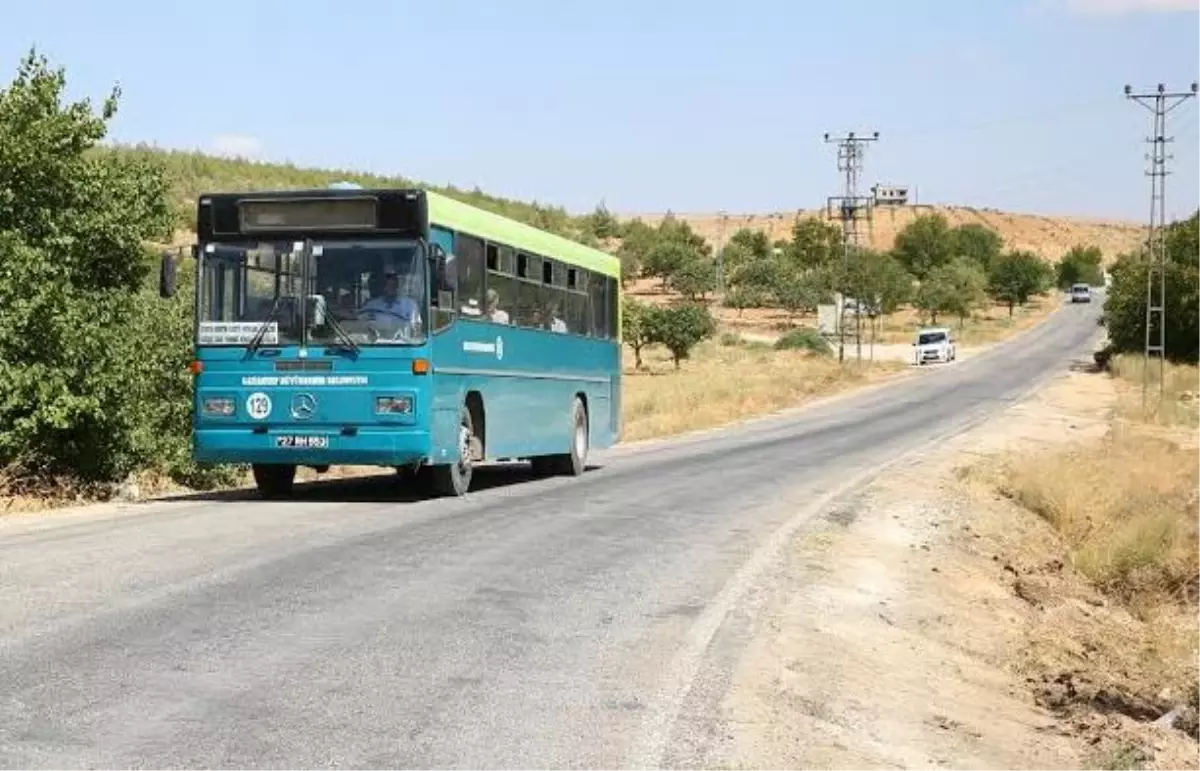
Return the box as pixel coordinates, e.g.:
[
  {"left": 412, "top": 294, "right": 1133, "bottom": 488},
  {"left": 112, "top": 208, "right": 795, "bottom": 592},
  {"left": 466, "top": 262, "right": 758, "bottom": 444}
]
[
  {"left": 1069, "top": 283, "right": 1092, "bottom": 303},
  {"left": 913, "top": 327, "right": 956, "bottom": 365}
]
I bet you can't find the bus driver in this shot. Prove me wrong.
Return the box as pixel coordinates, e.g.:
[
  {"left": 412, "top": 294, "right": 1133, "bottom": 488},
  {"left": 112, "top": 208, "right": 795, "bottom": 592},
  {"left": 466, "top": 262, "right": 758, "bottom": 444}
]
[{"left": 358, "top": 266, "right": 422, "bottom": 339}]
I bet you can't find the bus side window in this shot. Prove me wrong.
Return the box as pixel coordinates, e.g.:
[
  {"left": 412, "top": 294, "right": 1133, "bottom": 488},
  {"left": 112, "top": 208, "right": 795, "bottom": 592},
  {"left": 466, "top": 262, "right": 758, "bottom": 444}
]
[
  {"left": 588, "top": 271, "right": 607, "bottom": 338},
  {"left": 456, "top": 234, "right": 486, "bottom": 317},
  {"left": 431, "top": 244, "right": 457, "bottom": 333}
]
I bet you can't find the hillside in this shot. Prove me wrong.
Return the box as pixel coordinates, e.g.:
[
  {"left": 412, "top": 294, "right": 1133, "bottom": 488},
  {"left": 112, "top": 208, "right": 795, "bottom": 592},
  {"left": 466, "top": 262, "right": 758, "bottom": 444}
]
[
  {"left": 102, "top": 144, "right": 594, "bottom": 248},
  {"left": 114, "top": 145, "right": 1146, "bottom": 263},
  {"left": 623, "top": 205, "right": 1146, "bottom": 264}
]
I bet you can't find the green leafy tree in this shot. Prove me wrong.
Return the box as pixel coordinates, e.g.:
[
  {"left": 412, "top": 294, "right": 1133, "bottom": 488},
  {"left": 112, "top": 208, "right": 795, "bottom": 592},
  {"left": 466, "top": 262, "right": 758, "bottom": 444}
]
[
  {"left": 716, "top": 241, "right": 755, "bottom": 276},
  {"left": 728, "top": 254, "right": 782, "bottom": 299},
  {"left": 0, "top": 49, "right": 194, "bottom": 485},
  {"left": 643, "top": 240, "right": 696, "bottom": 289},
  {"left": 727, "top": 228, "right": 773, "bottom": 261},
  {"left": 952, "top": 223, "right": 1005, "bottom": 273},
  {"left": 669, "top": 256, "right": 718, "bottom": 301},
  {"left": 621, "top": 297, "right": 655, "bottom": 369},
  {"left": 616, "top": 218, "right": 658, "bottom": 287},
  {"left": 916, "top": 257, "right": 987, "bottom": 326},
  {"left": 656, "top": 214, "right": 712, "bottom": 258},
  {"left": 893, "top": 212, "right": 956, "bottom": 281},
  {"left": 784, "top": 216, "right": 843, "bottom": 271},
  {"left": 1103, "top": 212, "right": 1199, "bottom": 363},
  {"left": 583, "top": 201, "right": 620, "bottom": 240},
  {"left": 723, "top": 284, "right": 767, "bottom": 316},
  {"left": 1055, "top": 244, "right": 1105, "bottom": 289},
  {"left": 646, "top": 304, "right": 717, "bottom": 369},
  {"left": 988, "top": 250, "right": 1049, "bottom": 316},
  {"left": 775, "top": 270, "right": 827, "bottom": 323}
]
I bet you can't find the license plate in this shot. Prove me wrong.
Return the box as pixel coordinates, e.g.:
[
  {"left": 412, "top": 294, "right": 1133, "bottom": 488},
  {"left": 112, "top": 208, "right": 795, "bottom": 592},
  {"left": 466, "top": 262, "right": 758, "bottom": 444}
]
[{"left": 274, "top": 434, "right": 329, "bottom": 449}]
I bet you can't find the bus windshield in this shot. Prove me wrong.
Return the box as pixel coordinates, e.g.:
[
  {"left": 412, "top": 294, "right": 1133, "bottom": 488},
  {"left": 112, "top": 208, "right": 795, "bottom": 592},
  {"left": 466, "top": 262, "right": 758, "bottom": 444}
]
[{"left": 197, "top": 239, "right": 427, "bottom": 347}]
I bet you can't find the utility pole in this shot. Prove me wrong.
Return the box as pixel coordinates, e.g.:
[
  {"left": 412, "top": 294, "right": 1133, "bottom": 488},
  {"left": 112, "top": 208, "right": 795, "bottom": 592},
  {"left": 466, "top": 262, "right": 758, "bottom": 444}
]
[
  {"left": 824, "top": 130, "right": 879, "bottom": 364},
  {"left": 716, "top": 210, "right": 729, "bottom": 295},
  {"left": 1124, "top": 82, "right": 1197, "bottom": 411}
]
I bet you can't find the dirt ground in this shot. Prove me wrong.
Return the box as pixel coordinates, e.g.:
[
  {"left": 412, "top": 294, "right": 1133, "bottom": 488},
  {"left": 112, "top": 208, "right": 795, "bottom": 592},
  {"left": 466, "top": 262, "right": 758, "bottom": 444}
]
[{"left": 721, "top": 358, "right": 1199, "bottom": 770}]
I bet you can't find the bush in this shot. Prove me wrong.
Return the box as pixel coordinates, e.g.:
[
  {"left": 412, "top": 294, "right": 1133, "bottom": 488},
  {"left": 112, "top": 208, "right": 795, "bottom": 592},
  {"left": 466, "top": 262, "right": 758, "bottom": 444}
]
[
  {"left": 0, "top": 49, "right": 237, "bottom": 491},
  {"left": 774, "top": 328, "right": 833, "bottom": 356}
]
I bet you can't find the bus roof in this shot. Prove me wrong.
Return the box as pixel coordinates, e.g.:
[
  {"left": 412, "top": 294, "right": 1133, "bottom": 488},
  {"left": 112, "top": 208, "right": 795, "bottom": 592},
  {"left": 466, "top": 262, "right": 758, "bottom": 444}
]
[{"left": 426, "top": 190, "right": 619, "bottom": 279}]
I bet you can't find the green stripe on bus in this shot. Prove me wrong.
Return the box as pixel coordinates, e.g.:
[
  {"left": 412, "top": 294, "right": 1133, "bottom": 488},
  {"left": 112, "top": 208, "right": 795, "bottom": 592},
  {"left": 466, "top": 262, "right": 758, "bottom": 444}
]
[{"left": 425, "top": 190, "right": 620, "bottom": 279}]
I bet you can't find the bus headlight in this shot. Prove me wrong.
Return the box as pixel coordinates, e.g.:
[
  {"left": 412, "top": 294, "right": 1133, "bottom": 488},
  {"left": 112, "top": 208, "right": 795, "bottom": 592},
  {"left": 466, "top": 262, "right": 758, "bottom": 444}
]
[
  {"left": 376, "top": 396, "right": 414, "bottom": 415},
  {"left": 202, "top": 396, "right": 236, "bottom": 416}
]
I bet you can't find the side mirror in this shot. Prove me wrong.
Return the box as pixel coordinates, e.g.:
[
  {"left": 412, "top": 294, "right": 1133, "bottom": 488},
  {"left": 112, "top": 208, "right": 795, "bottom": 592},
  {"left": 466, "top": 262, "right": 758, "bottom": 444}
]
[{"left": 159, "top": 251, "right": 178, "bottom": 299}]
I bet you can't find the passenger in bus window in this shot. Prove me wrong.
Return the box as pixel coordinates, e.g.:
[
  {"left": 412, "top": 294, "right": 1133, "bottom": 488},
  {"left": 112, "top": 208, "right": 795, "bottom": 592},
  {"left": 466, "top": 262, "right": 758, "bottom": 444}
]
[
  {"left": 485, "top": 288, "right": 510, "bottom": 325},
  {"left": 548, "top": 300, "right": 568, "bottom": 333}
]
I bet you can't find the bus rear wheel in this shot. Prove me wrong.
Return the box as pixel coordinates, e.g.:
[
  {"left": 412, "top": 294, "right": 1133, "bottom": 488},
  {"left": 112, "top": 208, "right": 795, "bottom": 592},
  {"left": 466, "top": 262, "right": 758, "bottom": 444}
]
[
  {"left": 252, "top": 463, "right": 296, "bottom": 499},
  {"left": 532, "top": 397, "right": 588, "bottom": 477},
  {"left": 429, "top": 404, "right": 475, "bottom": 497}
]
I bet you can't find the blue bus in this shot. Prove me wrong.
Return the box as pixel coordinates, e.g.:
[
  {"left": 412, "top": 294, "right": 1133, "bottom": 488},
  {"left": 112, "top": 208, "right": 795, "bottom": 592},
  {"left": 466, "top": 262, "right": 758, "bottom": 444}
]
[{"left": 159, "top": 186, "right": 622, "bottom": 498}]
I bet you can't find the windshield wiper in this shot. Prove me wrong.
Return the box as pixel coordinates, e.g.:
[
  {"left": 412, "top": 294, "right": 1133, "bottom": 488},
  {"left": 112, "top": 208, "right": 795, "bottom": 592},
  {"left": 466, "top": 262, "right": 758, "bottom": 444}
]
[
  {"left": 244, "top": 297, "right": 288, "bottom": 357},
  {"left": 322, "top": 313, "right": 360, "bottom": 357}
]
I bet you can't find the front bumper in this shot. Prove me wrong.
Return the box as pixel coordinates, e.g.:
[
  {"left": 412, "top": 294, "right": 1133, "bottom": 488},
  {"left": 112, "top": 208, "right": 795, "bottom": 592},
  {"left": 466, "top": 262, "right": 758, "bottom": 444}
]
[{"left": 195, "top": 426, "right": 432, "bottom": 466}]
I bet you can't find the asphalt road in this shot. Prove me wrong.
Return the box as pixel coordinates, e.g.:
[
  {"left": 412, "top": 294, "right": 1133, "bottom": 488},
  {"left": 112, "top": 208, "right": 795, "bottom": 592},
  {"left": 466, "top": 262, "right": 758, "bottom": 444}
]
[{"left": 0, "top": 299, "right": 1104, "bottom": 769}]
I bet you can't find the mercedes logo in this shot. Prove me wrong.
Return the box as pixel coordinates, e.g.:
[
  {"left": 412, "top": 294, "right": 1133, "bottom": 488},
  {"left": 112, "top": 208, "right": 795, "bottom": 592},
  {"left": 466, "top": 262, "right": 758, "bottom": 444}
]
[{"left": 290, "top": 392, "right": 317, "bottom": 420}]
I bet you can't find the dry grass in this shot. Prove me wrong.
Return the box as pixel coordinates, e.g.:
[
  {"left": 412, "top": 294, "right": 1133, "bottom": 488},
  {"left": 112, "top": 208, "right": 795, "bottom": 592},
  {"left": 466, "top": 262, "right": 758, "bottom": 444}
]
[
  {"left": 1109, "top": 354, "right": 1200, "bottom": 431},
  {"left": 1000, "top": 431, "right": 1198, "bottom": 606},
  {"left": 620, "top": 335, "right": 906, "bottom": 442}
]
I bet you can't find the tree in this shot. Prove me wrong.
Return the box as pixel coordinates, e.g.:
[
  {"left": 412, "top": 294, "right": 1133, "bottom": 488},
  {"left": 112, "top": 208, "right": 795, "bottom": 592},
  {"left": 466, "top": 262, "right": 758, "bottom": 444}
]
[
  {"left": 646, "top": 304, "right": 717, "bottom": 369},
  {"left": 616, "top": 218, "right": 658, "bottom": 287},
  {"left": 988, "top": 250, "right": 1049, "bottom": 316},
  {"left": 784, "top": 216, "right": 843, "bottom": 272},
  {"left": 642, "top": 240, "right": 696, "bottom": 289},
  {"left": 952, "top": 223, "right": 1004, "bottom": 274},
  {"left": 669, "top": 256, "right": 718, "bottom": 301},
  {"left": 775, "top": 270, "right": 827, "bottom": 323},
  {"left": 728, "top": 254, "right": 782, "bottom": 299},
  {"left": 893, "top": 212, "right": 956, "bottom": 281},
  {"left": 727, "top": 228, "right": 773, "bottom": 262},
  {"left": 0, "top": 49, "right": 188, "bottom": 485},
  {"left": 621, "top": 298, "right": 654, "bottom": 369},
  {"left": 583, "top": 201, "right": 620, "bottom": 241},
  {"left": 716, "top": 241, "right": 755, "bottom": 276},
  {"left": 916, "top": 257, "right": 986, "bottom": 326},
  {"left": 1103, "top": 211, "right": 1199, "bottom": 363},
  {"left": 723, "top": 285, "right": 767, "bottom": 316},
  {"left": 1055, "top": 244, "right": 1105, "bottom": 289}
]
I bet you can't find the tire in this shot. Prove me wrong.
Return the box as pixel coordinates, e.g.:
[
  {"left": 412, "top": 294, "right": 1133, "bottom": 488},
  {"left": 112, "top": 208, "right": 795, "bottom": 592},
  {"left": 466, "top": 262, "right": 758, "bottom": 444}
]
[
  {"left": 533, "top": 397, "right": 588, "bottom": 477},
  {"left": 429, "top": 403, "right": 475, "bottom": 497},
  {"left": 252, "top": 463, "right": 296, "bottom": 499}
]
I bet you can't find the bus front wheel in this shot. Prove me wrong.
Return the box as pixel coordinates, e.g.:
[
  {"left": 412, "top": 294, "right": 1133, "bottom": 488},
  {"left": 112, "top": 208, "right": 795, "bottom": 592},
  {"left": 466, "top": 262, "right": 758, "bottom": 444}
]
[
  {"left": 532, "top": 397, "right": 588, "bottom": 477},
  {"left": 252, "top": 463, "right": 296, "bottom": 499},
  {"left": 429, "top": 404, "right": 475, "bottom": 497}
]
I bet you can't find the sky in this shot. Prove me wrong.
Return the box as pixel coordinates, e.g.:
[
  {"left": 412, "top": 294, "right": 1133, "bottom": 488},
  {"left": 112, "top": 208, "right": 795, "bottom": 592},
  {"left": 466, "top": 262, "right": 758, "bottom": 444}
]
[{"left": 2, "top": 0, "right": 1198, "bottom": 221}]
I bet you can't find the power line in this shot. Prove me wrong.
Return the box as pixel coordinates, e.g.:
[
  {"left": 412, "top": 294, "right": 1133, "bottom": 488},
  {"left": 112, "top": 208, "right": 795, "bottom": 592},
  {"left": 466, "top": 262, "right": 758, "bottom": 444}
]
[
  {"left": 1124, "top": 82, "right": 1198, "bottom": 412},
  {"left": 824, "top": 130, "right": 879, "bottom": 364}
]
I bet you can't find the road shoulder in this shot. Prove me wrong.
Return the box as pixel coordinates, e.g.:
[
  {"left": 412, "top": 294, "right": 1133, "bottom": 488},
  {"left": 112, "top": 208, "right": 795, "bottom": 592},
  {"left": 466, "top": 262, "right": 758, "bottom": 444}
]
[{"left": 715, "top": 355, "right": 1198, "bottom": 769}]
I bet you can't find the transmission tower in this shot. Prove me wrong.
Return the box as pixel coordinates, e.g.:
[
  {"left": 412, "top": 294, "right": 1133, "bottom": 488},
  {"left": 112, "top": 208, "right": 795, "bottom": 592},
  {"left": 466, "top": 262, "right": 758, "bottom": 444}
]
[
  {"left": 824, "top": 130, "right": 879, "bottom": 363},
  {"left": 1124, "top": 83, "right": 1197, "bottom": 410},
  {"left": 716, "top": 210, "right": 729, "bottom": 295}
]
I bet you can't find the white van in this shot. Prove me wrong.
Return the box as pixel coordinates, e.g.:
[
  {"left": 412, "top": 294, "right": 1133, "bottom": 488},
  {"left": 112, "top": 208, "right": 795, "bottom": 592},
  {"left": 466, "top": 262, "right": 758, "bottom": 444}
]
[{"left": 1070, "top": 283, "right": 1092, "bottom": 303}]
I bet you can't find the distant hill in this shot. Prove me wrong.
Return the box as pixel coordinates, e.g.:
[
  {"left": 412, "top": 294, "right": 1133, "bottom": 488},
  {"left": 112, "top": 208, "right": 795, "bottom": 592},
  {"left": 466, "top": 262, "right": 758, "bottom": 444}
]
[
  {"left": 114, "top": 144, "right": 1147, "bottom": 263},
  {"left": 101, "top": 143, "right": 593, "bottom": 247},
  {"left": 622, "top": 205, "right": 1146, "bottom": 265}
]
